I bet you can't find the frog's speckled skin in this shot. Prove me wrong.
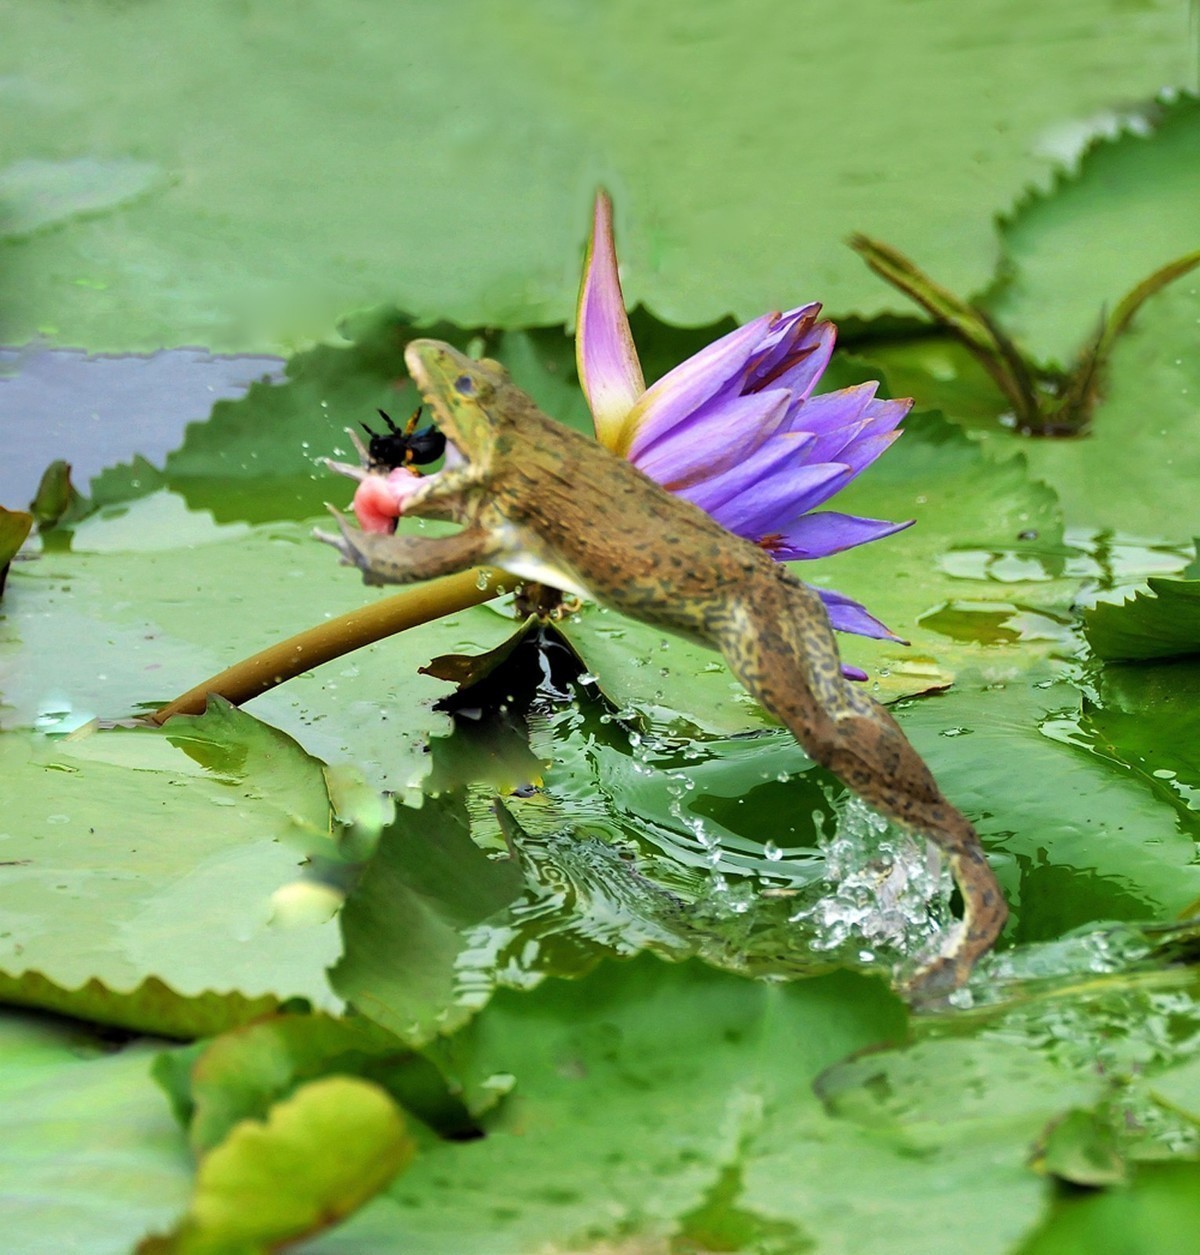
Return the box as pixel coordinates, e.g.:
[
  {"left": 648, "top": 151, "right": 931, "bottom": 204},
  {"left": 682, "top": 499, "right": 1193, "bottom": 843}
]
[{"left": 319, "top": 340, "right": 1007, "bottom": 995}]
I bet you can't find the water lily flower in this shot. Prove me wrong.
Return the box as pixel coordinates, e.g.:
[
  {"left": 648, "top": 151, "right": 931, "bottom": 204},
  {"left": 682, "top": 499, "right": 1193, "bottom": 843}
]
[{"left": 578, "top": 191, "right": 913, "bottom": 662}]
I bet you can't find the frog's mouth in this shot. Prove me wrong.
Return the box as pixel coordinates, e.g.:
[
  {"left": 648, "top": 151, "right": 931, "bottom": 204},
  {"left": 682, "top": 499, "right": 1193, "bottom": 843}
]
[{"left": 323, "top": 423, "right": 468, "bottom": 535}]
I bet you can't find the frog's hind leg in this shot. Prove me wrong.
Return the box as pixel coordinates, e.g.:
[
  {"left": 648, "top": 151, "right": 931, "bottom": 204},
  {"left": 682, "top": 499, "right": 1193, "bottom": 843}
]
[
  {"left": 715, "top": 578, "right": 1007, "bottom": 996},
  {"left": 315, "top": 509, "right": 501, "bottom": 587}
]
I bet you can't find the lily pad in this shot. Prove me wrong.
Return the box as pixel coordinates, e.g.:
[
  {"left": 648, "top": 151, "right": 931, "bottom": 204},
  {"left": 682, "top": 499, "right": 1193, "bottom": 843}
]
[
  {"left": 330, "top": 793, "right": 526, "bottom": 1047},
  {"left": 0, "top": 494, "right": 517, "bottom": 794},
  {"left": 1082, "top": 661, "right": 1200, "bottom": 813},
  {"left": 0, "top": 722, "right": 342, "bottom": 1028},
  {"left": 1019, "top": 1161, "right": 1200, "bottom": 1255},
  {"left": 1084, "top": 578, "right": 1200, "bottom": 661},
  {"left": 0, "top": 1012, "right": 192, "bottom": 1254},
  {"left": 308, "top": 955, "right": 907, "bottom": 1254},
  {"left": 892, "top": 671, "right": 1200, "bottom": 939},
  {"left": 165, "top": 1009, "right": 473, "bottom": 1155},
  {"left": 142, "top": 1075, "right": 414, "bottom": 1254},
  {"left": 2, "top": 2, "right": 1194, "bottom": 350},
  {"left": 988, "top": 92, "right": 1200, "bottom": 368},
  {"left": 798, "top": 410, "right": 1071, "bottom": 695},
  {"left": 867, "top": 284, "right": 1200, "bottom": 545}
]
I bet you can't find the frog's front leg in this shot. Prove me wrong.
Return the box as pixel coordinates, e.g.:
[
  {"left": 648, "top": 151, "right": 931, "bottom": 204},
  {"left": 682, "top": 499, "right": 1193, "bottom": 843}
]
[{"left": 314, "top": 509, "right": 501, "bottom": 587}]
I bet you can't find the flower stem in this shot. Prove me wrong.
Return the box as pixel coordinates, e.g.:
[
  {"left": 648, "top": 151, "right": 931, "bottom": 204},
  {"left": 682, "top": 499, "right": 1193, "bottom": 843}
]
[{"left": 146, "top": 567, "right": 503, "bottom": 724}]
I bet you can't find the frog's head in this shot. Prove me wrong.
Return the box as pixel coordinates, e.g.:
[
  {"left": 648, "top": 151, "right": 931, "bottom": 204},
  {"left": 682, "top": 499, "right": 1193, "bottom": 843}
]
[
  {"left": 403, "top": 339, "right": 509, "bottom": 470},
  {"left": 322, "top": 339, "right": 511, "bottom": 535}
]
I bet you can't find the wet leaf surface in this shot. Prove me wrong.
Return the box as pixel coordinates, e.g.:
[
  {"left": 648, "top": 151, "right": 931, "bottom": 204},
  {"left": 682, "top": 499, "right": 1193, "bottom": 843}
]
[{"left": 3, "top": 3, "right": 1193, "bottom": 351}]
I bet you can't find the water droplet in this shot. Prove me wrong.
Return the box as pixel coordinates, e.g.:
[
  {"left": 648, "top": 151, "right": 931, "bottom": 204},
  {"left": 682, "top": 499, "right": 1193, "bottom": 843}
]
[
  {"left": 475, "top": 570, "right": 490, "bottom": 590},
  {"left": 763, "top": 840, "right": 783, "bottom": 862},
  {"left": 939, "top": 726, "right": 973, "bottom": 738}
]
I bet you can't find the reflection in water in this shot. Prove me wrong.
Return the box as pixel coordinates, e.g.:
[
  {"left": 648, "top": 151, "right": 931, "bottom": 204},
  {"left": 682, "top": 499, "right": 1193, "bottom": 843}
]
[{"left": 434, "top": 692, "right": 962, "bottom": 1000}]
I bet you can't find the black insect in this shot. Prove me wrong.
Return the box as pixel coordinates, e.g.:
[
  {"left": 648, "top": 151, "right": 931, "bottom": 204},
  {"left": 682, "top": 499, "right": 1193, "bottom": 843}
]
[{"left": 360, "top": 407, "right": 446, "bottom": 471}]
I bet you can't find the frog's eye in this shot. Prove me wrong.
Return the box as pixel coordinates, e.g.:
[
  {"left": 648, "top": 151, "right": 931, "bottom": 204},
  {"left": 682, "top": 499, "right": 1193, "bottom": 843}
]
[{"left": 453, "top": 374, "right": 475, "bottom": 396}]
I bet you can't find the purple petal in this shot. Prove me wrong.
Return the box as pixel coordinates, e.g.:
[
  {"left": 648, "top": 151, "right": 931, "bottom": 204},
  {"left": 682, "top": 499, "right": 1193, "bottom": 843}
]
[
  {"left": 841, "top": 663, "right": 870, "bottom": 682},
  {"left": 632, "top": 389, "right": 792, "bottom": 490},
  {"left": 816, "top": 587, "right": 907, "bottom": 642},
  {"left": 626, "top": 313, "right": 775, "bottom": 459},
  {"left": 768, "top": 512, "right": 913, "bottom": 560},
  {"left": 785, "top": 383, "right": 876, "bottom": 439},
  {"left": 751, "top": 318, "right": 837, "bottom": 401},
  {"left": 686, "top": 457, "right": 854, "bottom": 538},
  {"left": 855, "top": 396, "right": 912, "bottom": 438},
  {"left": 743, "top": 305, "right": 822, "bottom": 382},
  {"left": 577, "top": 190, "right": 646, "bottom": 451},
  {"left": 839, "top": 430, "right": 903, "bottom": 476}
]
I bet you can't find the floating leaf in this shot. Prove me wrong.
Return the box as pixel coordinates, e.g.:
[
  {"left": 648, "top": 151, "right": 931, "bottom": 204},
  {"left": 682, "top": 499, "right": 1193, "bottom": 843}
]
[
  {"left": 1084, "top": 578, "right": 1200, "bottom": 661},
  {"left": 0, "top": 971, "right": 280, "bottom": 1041},
  {"left": 1019, "top": 1161, "right": 1200, "bottom": 1255},
  {"left": 143, "top": 1076, "right": 414, "bottom": 1254},
  {"left": 893, "top": 671, "right": 1200, "bottom": 937},
  {"left": 0, "top": 726, "right": 341, "bottom": 1028},
  {"left": 310, "top": 956, "right": 907, "bottom": 1253},
  {"left": 168, "top": 1010, "right": 473, "bottom": 1155},
  {"left": 0, "top": 1013, "right": 192, "bottom": 1254},
  {"left": 0, "top": 156, "right": 169, "bottom": 238},
  {"left": 1083, "top": 661, "right": 1200, "bottom": 811},
  {"left": 989, "top": 92, "right": 1200, "bottom": 368},
  {"left": 2, "top": 3, "right": 1194, "bottom": 350}
]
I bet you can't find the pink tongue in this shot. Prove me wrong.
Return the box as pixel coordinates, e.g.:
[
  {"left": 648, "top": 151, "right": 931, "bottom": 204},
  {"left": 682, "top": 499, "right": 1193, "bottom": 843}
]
[{"left": 353, "top": 467, "right": 423, "bottom": 533}]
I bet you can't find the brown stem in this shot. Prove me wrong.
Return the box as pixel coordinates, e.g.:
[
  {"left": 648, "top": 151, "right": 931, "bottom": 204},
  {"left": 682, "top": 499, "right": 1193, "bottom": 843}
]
[{"left": 146, "top": 567, "right": 503, "bottom": 724}]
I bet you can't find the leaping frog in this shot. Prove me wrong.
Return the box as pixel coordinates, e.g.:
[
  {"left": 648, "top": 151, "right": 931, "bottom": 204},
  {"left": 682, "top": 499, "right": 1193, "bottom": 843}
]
[{"left": 317, "top": 339, "right": 1007, "bottom": 996}]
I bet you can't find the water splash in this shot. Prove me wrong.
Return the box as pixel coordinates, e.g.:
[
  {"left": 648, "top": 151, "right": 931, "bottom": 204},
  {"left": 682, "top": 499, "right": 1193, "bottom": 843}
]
[{"left": 792, "top": 796, "right": 953, "bottom": 967}]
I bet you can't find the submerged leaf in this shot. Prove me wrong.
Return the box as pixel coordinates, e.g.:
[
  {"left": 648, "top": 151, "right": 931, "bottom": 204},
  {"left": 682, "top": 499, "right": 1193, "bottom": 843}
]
[{"left": 330, "top": 793, "right": 525, "bottom": 1046}]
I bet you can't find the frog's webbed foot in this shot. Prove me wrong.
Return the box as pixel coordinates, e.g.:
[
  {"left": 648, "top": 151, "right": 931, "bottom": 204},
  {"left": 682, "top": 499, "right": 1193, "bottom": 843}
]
[{"left": 314, "top": 507, "right": 500, "bottom": 587}]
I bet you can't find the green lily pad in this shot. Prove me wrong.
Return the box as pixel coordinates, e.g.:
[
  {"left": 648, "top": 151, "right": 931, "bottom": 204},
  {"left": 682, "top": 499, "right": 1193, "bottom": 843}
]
[
  {"left": 1019, "top": 1160, "right": 1200, "bottom": 1255},
  {"left": 2, "top": 2, "right": 1194, "bottom": 351},
  {"left": 989, "top": 92, "right": 1200, "bottom": 368},
  {"left": 800, "top": 411, "right": 1071, "bottom": 695},
  {"left": 0, "top": 1012, "right": 192, "bottom": 1254},
  {"left": 0, "top": 156, "right": 169, "bottom": 238},
  {"left": 142, "top": 1075, "right": 414, "bottom": 1254},
  {"left": 0, "top": 971, "right": 281, "bottom": 1041},
  {"left": 165, "top": 1009, "right": 473, "bottom": 1155},
  {"left": 1083, "top": 660, "right": 1200, "bottom": 813},
  {"left": 1084, "top": 578, "right": 1200, "bottom": 661},
  {"left": 1150, "top": 1052, "right": 1200, "bottom": 1124},
  {"left": 892, "top": 671, "right": 1200, "bottom": 939},
  {"left": 0, "top": 715, "right": 344, "bottom": 1030},
  {"left": 867, "top": 283, "right": 1200, "bottom": 546},
  {"left": 0, "top": 494, "right": 522, "bottom": 793},
  {"left": 308, "top": 955, "right": 907, "bottom": 1254}
]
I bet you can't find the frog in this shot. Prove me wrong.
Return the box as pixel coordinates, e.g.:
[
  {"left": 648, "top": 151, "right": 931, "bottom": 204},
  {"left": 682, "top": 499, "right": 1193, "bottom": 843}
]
[{"left": 317, "top": 338, "right": 1007, "bottom": 997}]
